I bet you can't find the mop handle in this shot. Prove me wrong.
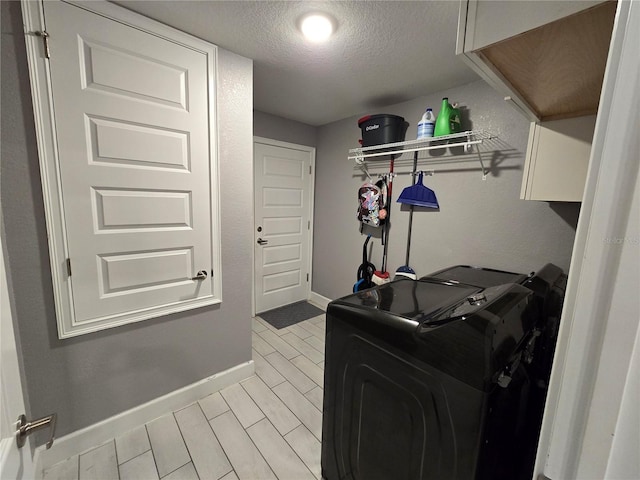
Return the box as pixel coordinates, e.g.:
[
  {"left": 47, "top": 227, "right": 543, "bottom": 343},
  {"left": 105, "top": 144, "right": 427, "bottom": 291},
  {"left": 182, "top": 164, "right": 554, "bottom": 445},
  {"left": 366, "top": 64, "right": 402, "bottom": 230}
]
[
  {"left": 381, "top": 156, "right": 394, "bottom": 272},
  {"left": 406, "top": 151, "right": 418, "bottom": 266},
  {"left": 406, "top": 210, "right": 413, "bottom": 265},
  {"left": 387, "top": 159, "right": 394, "bottom": 199}
]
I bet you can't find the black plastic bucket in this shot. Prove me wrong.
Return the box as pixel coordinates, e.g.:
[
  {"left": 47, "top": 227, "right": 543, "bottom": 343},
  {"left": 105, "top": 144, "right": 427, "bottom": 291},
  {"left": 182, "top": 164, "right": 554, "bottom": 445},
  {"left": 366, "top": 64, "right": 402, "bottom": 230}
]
[{"left": 358, "top": 114, "right": 409, "bottom": 147}]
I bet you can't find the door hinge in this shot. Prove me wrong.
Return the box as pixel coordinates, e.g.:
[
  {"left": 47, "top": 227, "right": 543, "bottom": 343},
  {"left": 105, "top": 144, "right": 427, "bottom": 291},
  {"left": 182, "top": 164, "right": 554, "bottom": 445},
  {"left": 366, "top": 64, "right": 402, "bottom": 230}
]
[
  {"left": 66, "top": 258, "right": 71, "bottom": 277},
  {"left": 34, "top": 31, "right": 50, "bottom": 59},
  {"left": 306, "top": 273, "right": 309, "bottom": 282},
  {"left": 309, "top": 165, "right": 312, "bottom": 174},
  {"left": 308, "top": 220, "right": 310, "bottom": 230}
]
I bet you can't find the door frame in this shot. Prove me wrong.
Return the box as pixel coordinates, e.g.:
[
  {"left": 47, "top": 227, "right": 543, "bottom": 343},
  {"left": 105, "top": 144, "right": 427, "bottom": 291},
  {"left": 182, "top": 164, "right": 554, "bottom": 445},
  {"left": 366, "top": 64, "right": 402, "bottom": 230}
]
[
  {"left": 535, "top": 0, "right": 640, "bottom": 477},
  {"left": 1, "top": 235, "right": 36, "bottom": 479},
  {"left": 252, "top": 137, "right": 316, "bottom": 317}
]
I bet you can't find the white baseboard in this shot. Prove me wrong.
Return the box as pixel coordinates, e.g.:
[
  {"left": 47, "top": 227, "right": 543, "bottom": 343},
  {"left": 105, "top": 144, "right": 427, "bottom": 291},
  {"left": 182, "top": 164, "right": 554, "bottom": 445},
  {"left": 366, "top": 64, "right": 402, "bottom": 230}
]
[
  {"left": 308, "top": 291, "right": 332, "bottom": 310},
  {"left": 35, "top": 361, "right": 254, "bottom": 475}
]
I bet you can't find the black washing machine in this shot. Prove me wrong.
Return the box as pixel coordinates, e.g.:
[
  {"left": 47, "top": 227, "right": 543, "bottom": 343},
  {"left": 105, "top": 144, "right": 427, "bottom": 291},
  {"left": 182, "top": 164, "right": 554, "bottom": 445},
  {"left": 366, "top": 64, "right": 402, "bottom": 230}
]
[{"left": 321, "top": 264, "right": 565, "bottom": 480}]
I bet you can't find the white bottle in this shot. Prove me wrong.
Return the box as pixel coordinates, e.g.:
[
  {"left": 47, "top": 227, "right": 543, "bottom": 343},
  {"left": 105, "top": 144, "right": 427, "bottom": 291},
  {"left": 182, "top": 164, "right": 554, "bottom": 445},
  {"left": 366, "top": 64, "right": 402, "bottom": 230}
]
[{"left": 417, "top": 108, "right": 435, "bottom": 139}]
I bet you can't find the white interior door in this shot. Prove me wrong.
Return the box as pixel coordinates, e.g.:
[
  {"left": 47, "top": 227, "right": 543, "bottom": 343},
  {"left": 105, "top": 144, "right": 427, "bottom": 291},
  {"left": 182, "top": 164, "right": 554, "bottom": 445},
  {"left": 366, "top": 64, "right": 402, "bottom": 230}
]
[
  {"left": 33, "top": 0, "right": 219, "bottom": 335},
  {"left": 254, "top": 140, "right": 314, "bottom": 314},
  {"left": 1, "top": 241, "right": 34, "bottom": 480}
]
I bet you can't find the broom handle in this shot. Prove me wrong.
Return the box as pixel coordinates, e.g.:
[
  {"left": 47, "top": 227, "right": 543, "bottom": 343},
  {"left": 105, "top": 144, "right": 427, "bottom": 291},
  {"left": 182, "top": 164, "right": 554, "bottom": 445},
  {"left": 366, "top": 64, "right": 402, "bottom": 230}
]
[
  {"left": 406, "top": 207, "right": 413, "bottom": 265},
  {"left": 406, "top": 151, "right": 418, "bottom": 265},
  {"left": 381, "top": 156, "right": 394, "bottom": 272}
]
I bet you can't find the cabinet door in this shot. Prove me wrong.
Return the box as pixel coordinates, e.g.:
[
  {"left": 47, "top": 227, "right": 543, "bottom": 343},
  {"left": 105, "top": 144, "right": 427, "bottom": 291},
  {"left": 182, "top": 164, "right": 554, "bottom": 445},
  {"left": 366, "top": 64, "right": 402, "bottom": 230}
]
[
  {"left": 520, "top": 116, "right": 596, "bottom": 202},
  {"left": 25, "top": 1, "right": 221, "bottom": 337},
  {"left": 461, "top": 0, "right": 602, "bottom": 53}
]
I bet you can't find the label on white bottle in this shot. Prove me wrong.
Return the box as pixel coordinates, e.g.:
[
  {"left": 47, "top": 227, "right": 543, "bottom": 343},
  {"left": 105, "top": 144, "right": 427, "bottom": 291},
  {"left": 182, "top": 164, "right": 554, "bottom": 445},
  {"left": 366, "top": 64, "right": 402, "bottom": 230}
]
[{"left": 417, "top": 122, "right": 435, "bottom": 138}]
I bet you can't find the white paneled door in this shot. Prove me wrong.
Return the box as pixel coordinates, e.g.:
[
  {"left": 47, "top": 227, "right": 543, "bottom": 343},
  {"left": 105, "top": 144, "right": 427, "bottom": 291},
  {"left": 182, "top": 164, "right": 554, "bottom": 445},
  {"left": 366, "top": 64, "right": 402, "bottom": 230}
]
[
  {"left": 25, "top": 0, "right": 220, "bottom": 336},
  {"left": 254, "top": 141, "right": 314, "bottom": 314}
]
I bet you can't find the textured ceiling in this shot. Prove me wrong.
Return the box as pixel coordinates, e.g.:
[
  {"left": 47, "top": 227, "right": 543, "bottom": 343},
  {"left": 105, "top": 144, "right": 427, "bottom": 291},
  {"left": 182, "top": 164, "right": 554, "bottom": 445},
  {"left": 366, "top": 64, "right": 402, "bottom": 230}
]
[{"left": 114, "top": 1, "right": 479, "bottom": 126}]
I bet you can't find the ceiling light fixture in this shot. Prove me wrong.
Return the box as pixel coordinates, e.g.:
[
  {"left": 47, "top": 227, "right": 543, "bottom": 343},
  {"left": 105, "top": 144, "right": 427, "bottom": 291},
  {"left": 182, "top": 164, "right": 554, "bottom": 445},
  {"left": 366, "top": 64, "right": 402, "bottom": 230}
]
[{"left": 300, "top": 13, "right": 334, "bottom": 43}]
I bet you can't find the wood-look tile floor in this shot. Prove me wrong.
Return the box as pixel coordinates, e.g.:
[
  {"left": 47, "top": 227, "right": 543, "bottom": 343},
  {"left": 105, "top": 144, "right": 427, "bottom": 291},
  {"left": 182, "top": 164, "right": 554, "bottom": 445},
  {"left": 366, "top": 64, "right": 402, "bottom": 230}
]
[{"left": 43, "top": 314, "right": 327, "bottom": 480}]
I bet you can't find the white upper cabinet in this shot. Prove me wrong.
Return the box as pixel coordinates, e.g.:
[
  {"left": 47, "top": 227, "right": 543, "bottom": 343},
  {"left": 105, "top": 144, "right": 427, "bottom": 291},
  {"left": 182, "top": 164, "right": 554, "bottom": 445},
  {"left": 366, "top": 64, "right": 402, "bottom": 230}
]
[
  {"left": 23, "top": 0, "right": 222, "bottom": 337},
  {"left": 457, "top": 0, "right": 617, "bottom": 201},
  {"left": 459, "top": 1, "right": 604, "bottom": 57},
  {"left": 457, "top": 0, "right": 616, "bottom": 121},
  {"left": 521, "top": 116, "right": 596, "bottom": 202}
]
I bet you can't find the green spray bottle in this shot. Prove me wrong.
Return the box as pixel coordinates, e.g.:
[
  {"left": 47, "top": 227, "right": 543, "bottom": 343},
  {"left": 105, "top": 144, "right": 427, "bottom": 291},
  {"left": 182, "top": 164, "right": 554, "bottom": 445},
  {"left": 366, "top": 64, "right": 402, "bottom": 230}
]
[{"left": 434, "top": 97, "right": 453, "bottom": 137}]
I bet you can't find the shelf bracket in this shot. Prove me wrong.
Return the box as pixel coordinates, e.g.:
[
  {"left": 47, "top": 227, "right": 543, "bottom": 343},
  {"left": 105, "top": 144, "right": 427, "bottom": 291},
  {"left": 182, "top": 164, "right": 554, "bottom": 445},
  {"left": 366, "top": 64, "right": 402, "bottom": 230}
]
[
  {"left": 465, "top": 132, "right": 473, "bottom": 153},
  {"left": 475, "top": 146, "right": 488, "bottom": 180}
]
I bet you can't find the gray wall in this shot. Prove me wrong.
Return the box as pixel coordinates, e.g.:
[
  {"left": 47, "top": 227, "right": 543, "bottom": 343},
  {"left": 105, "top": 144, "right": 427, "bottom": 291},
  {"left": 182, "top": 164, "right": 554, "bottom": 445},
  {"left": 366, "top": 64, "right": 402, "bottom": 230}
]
[
  {"left": 254, "top": 110, "right": 317, "bottom": 147},
  {"left": 313, "top": 80, "right": 581, "bottom": 300},
  {"left": 1, "top": 1, "right": 253, "bottom": 441}
]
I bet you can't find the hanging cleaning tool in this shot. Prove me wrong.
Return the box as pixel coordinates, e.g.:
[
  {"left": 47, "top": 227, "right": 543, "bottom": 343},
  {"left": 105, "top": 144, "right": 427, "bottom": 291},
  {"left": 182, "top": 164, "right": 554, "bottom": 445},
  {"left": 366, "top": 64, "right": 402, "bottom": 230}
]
[
  {"left": 373, "top": 156, "right": 394, "bottom": 286},
  {"left": 357, "top": 180, "right": 387, "bottom": 228},
  {"left": 354, "top": 235, "right": 376, "bottom": 292},
  {"left": 395, "top": 151, "right": 420, "bottom": 280},
  {"left": 397, "top": 171, "right": 439, "bottom": 209},
  {"left": 434, "top": 97, "right": 453, "bottom": 137},
  {"left": 417, "top": 108, "right": 436, "bottom": 139}
]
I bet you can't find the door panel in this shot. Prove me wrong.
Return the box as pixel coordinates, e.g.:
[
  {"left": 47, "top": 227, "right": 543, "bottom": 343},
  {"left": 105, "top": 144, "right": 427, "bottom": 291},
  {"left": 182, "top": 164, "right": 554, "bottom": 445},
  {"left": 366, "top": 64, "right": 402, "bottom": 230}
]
[
  {"left": 88, "top": 117, "right": 190, "bottom": 170},
  {"left": 43, "top": 1, "right": 215, "bottom": 325},
  {"left": 93, "top": 189, "right": 192, "bottom": 231},
  {"left": 254, "top": 142, "right": 313, "bottom": 314},
  {"left": 80, "top": 39, "right": 188, "bottom": 108},
  {"left": 98, "top": 248, "right": 193, "bottom": 294},
  {"left": 263, "top": 244, "right": 302, "bottom": 266}
]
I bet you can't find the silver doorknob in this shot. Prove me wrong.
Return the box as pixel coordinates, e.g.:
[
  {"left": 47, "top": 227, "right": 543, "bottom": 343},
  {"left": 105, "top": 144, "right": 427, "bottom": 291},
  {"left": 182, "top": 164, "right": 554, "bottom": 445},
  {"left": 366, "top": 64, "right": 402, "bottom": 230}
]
[
  {"left": 191, "top": 270, "right": 208, "bottom": 281},
  {"left": 16, "top": 413, "right": 56, "bottom": 449},
  {"left": 257, "top": 238, "right": 268, "bottom": 245}
]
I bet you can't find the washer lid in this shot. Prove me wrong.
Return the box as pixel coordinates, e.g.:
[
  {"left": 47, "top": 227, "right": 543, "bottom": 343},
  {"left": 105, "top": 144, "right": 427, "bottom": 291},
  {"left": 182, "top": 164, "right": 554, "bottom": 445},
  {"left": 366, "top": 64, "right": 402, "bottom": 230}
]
[
  {"left": 333, "top": 277, "right": 481, "bottom": 321},
  {"left": 423, "top": 265, "right": 528, "bottom": 287}
]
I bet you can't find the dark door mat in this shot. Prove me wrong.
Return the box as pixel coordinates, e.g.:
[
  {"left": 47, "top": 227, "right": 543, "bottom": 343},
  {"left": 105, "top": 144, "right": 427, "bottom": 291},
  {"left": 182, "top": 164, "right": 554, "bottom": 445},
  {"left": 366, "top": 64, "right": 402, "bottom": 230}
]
[{"left": 258, "top": 301, "right": 324, "bottom": 329}]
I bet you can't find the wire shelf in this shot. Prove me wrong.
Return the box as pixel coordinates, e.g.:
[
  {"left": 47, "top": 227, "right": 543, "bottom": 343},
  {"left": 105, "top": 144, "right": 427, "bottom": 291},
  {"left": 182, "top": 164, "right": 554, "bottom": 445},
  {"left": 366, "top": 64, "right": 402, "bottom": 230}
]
[
  {"left": 348, "top": 130, "right": 493, "bottom": 159},
  {"left": 349, "top": 130, "right": 496, "bottom": 179}
]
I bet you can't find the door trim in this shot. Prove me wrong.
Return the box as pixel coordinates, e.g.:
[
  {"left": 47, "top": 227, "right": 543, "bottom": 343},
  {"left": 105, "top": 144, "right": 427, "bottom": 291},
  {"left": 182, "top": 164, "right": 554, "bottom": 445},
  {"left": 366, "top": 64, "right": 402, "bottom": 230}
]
[
  {"left": 536, "top": 0, "right": 640, "bottom": 477},
  {"left": 252, "top": 137, "right": 316, "bottom": 317},
  {"left": 21, "top": 0, "right": 222, "bottom": 338},
  {"left": 1, "top": 232, "right": 36, "bottom": 479}
]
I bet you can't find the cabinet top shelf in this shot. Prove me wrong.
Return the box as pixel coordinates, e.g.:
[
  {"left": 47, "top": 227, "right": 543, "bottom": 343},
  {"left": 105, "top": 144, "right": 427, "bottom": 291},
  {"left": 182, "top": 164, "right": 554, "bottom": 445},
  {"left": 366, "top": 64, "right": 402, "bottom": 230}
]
[{"left": 348, "top": 130, "right": 493, "bottom": 162}]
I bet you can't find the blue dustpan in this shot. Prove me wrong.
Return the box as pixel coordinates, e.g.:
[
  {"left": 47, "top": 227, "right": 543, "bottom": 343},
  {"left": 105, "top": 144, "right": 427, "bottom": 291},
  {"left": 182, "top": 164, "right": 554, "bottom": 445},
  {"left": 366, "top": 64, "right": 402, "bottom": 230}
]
[{"left": 396, "top": 172, "right": 439, "bottom": 208}]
